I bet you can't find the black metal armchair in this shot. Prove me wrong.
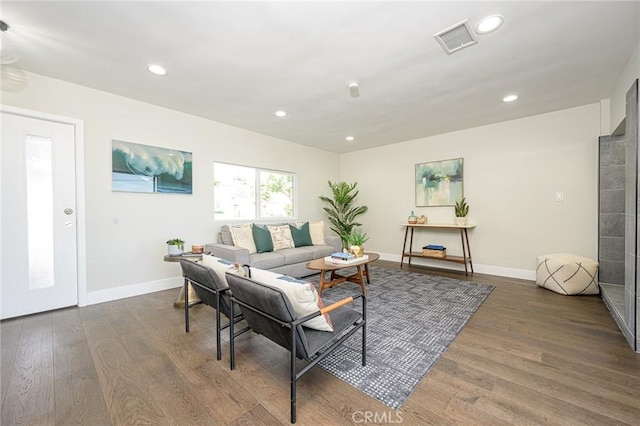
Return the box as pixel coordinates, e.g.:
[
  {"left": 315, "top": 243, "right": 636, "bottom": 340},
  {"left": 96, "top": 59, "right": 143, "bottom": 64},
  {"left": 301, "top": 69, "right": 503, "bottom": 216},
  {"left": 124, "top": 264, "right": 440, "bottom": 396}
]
[
  {"left": 225, "top": 272, "right": 366, "bottom": 424},
  {"left": 179, "top": 259, "right": 249, "bottom": 360}
]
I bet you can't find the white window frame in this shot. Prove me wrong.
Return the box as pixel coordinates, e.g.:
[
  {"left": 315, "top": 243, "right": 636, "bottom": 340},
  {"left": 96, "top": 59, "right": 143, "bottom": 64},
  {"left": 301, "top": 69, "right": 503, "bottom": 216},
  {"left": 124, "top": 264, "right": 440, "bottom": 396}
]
[{"left": 213, "top": 161, "right": 296, "bottom": 221}]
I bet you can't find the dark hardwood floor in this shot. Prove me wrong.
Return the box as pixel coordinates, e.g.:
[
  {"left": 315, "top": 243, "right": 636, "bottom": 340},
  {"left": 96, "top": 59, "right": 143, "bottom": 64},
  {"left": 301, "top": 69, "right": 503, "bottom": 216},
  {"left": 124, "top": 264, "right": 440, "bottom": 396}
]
[{"left": 2, "top": 261, "right": 639, "bottom": 425}]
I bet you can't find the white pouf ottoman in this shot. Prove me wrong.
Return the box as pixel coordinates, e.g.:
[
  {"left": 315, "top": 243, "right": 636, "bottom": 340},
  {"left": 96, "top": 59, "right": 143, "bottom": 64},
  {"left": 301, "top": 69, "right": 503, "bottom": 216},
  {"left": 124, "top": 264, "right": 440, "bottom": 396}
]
[{"left": 536, "top": 253, "right": 599, "bottom": 295}]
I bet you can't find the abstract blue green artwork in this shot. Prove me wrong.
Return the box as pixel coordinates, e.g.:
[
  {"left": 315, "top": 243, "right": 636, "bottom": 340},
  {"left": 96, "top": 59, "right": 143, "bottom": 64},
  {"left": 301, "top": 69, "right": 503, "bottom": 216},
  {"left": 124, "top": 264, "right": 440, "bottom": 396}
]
[
  {"left": 112, "top": 140, "right": 192, "bottom": 194},
  {"left": 415, "top": 158, "right": 463, "bottom": 206}
]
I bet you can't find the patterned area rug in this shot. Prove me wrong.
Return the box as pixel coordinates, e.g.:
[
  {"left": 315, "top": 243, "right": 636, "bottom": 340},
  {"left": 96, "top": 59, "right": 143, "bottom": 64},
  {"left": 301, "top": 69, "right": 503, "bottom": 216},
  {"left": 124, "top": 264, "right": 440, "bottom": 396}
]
[{"left": 308, "top": 266, "right": 494, "bottom": 410}]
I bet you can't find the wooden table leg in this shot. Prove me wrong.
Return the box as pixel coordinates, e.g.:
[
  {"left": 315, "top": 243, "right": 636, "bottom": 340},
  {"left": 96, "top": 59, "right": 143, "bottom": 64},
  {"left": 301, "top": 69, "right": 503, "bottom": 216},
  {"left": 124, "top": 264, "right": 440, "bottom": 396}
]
[
  {"left": 401, "top": 226, "right": 410, "bottom": 268},
  {"left": 318, "top": 270, "right": 327, "bottom": 296},
  {"left": 464, "top": 228, "right": 474, "bottom": 273},
  {"left": 364, "top": 263, "right": 371, "bottom": 284},
  {"left": 459, "top": 229, "right": 468, "bottom": 276},
  {"left": 356, "top": 265, "right": 366, "bottom": 295},
  {"left": 408, "top": 228, "right": 415, "bottom": 266}
]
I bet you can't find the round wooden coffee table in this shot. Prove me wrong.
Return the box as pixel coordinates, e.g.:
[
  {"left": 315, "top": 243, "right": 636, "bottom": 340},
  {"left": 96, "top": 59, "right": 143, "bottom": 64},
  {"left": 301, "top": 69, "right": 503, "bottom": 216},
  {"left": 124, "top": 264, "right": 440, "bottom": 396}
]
[{"left": 306, "top": 253, "right": 379, "bottom": 296}]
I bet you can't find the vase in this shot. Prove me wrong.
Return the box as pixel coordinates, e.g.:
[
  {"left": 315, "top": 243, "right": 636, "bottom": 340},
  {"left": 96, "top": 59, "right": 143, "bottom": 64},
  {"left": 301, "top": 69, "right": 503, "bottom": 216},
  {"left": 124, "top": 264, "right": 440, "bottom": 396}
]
[
  {"left": 455, "top": 217, "right": 468, "bottom": 226},
  {"left": 408, "top": 210, "right": 417, "bottom": 224},
  {"left": 350, "top": 245, "right": 364, "bottom": 257}
]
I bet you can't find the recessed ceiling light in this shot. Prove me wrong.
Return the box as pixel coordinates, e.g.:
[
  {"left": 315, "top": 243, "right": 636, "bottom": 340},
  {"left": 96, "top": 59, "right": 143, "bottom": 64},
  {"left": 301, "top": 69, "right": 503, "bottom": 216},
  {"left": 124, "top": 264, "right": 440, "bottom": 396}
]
[
  {"left": 503, "top": 94, "right": 518, "bottom": 103},
  {"left": 147, "top": 64, "right": 167, "bottom": 76},
  {"left": 345, "top": 136, "right": 355, "bottom": 142},
  {"left": 476, "top": 15, "right": 504, "bottom": 34},
  {"left": 274, "top": 110, "right": 287, "bottom": 118}
]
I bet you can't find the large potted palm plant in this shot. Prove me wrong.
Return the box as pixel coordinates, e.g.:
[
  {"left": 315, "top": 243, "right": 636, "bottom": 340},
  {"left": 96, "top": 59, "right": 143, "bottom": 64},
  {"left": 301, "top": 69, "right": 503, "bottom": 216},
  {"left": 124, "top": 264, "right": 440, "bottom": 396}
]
[{"left": 319, "top": 181, "right": 368, "bottom": 249}]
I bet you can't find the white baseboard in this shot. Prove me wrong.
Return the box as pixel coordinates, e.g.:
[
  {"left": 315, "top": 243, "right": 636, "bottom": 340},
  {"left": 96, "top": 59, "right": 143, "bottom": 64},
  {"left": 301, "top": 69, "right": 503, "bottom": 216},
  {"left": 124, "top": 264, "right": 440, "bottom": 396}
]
[
  {"left": 377, "top": 252, "right": 535, "bottom": 281},
  {"left": 83, "top": 254, "right": 536, "bottom": 307},
  {"left": 84, "top": 276, "right": 182, "bottom": 306},
  {"left": 473, "top": 264, "right": 536, "bottom": 281}
]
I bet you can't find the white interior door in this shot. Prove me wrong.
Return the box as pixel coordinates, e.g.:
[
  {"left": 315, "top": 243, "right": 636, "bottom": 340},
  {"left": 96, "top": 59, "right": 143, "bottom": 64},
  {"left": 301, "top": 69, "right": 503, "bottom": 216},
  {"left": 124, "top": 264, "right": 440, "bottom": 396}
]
[{"left": 1, "top": 112, "right": 78, "bottom": 319}]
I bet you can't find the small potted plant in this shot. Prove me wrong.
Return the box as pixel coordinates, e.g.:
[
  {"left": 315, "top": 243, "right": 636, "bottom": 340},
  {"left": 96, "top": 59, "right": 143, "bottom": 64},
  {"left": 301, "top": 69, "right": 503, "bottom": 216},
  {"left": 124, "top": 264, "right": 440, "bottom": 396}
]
[
  {"left": 166, "top": 238, "right": 185, "bottom": 256},
  {"left": 343, "top": 229, "right": 369, "bottom": 257},
  {"left": 454, "top": 197, "right": 469, "bottom": 226}
]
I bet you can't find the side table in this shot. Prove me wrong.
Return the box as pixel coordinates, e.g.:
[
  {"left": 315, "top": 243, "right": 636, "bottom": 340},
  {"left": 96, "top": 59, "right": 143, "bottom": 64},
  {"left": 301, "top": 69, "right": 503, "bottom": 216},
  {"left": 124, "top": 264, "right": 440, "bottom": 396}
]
[
  {"left": 163, "top": 253, "right": 202, "bottom": 308},
  {"left": 400, "top": 223, "right": 475, "bottom": 275}
]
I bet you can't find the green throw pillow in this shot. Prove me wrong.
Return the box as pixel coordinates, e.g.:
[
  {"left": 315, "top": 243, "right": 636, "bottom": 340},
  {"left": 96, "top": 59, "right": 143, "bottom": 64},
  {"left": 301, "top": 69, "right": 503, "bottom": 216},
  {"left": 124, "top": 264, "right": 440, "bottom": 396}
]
[
  {"left": 289, "top": 222, "right": 313, "bottom": 247},
  {"left": 252, "top": 224, "right": 274, "bottom": 253}
]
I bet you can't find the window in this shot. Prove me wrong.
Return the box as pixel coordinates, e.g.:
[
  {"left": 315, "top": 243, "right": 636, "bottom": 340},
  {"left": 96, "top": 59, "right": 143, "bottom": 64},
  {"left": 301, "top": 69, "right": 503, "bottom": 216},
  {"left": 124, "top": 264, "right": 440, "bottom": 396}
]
[{"left": 214, "top": 162, "right": 294, "bottom": 220}]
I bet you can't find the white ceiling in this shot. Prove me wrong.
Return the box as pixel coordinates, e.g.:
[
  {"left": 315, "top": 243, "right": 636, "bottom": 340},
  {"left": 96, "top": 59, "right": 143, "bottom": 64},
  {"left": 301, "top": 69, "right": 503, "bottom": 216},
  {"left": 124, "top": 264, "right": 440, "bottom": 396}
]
[{"left": 1, "top": 1, "right": 639, "bottom": 153}]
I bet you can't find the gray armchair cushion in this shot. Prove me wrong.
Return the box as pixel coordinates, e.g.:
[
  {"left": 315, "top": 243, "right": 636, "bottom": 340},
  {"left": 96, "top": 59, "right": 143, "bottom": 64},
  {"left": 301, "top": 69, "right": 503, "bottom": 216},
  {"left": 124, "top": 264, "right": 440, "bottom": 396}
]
[
  {"left": 180, "top": 259, "right": 234, "bottom": 317},
  {"left": 301, "top": 307, "right": 362, "bottom": 355},
  {"left": 226, "top": 273, "right": 307, "bottom": 357},
  {"left": 226, "top": 273, "right": 363, "bottom": 360}
]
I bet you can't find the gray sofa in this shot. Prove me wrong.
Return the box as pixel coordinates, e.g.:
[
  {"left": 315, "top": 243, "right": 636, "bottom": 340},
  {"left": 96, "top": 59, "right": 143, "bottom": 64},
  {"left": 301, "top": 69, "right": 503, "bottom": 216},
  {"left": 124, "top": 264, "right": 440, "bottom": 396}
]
[{"left": 205, "top": 224, "right": 342, "bottom": 278}]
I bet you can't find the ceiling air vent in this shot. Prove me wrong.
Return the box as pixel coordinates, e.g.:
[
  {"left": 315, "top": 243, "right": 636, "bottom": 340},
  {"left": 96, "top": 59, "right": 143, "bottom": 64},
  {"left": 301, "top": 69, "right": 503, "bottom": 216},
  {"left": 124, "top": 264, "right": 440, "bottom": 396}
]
[{"left": 433, "top": 19, "right": 478, "bottom": 54}]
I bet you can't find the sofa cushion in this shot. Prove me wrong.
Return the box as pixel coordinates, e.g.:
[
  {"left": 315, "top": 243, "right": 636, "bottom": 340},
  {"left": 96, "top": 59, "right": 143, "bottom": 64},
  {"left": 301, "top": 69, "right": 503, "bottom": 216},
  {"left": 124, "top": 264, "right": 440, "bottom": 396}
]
[
  {"left": 252, "top": 224, "right": 274, "bottom": 253},
  {"left": 249, "top": 268, "right": 333, "bottom": 332},
  {"left": 230, "top": 224, "right": 257, "bottom": 254},
  {"left": 309, "top": 221, "right": 326, "bottom": 245},
  {"left": 268, "top": 225, "right": 294, "bottom": 250},
  {"left": 304, "top": 244, "right": 336, "bottom": 259},
  {"left": 219, "top": 225, "right": 234, "bottom": 245},
  {"left": 250, "top": 251, "right": 286, "bottom": 270},
  {"left": 289, "top": 222, "right": 313, "bottom": 247},
  {"left": 276, "top": 247, "right": 314, "bottom": 264}
]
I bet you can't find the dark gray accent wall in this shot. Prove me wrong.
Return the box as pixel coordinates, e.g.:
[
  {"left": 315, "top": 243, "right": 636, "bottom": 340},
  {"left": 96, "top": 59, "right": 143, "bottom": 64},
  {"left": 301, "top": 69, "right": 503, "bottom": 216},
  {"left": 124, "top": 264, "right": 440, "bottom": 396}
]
[
  {"left": 599, "top": 135, "right": 625, "bottom": 285},
  {"left": 599, "top": 79, "right": 638, "bottom": 353},
  {"left": 629, "top": 79, "right": 639, "bottom": 352}
]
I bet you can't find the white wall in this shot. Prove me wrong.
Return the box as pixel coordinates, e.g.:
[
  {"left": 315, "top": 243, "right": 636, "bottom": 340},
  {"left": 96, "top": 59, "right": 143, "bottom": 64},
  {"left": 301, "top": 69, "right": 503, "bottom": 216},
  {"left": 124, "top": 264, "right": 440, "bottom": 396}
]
[
  {"left": 611, "top": 40, "right": 640, "bottom": 132},
  {"left": 1, "top": 71, "right": 339, "bottom": 301},
  {"left": 339, "top": 104, "right": 601, "bottom": 279},
  {"left": 0, "top": 69, "right": 607, "bottom": 298}
]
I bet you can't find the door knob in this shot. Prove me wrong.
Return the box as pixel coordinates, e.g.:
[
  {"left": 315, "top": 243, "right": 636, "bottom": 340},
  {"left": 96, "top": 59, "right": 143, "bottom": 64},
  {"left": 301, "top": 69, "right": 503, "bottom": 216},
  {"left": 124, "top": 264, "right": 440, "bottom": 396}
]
[{"left": 64, "top": 208, "right": 73, "bottom": 215}]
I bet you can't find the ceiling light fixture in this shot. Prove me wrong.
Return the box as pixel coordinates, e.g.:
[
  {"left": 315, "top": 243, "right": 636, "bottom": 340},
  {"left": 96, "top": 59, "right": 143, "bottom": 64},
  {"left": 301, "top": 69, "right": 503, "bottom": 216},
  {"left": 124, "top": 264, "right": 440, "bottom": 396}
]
[
  {"left": 147, "top": 64, "right": 167, "bottom": 76},
  {"left": 476, "top": 15, "right": 504, "bottom": 35},
  {"left": 345, "top": 136, "right": 355, "bottom": 142},
  {"left": 503, "top": 94, "right": 518, "bottom": 103},
  {"left": 349, "top": 82, "right": 360, "bottom": 98},
  {"left": 274, "top": 110, "right": 287, "bottom": 118},
  {"left": 0, "top": 20, "right": 20, "bottom": 65}
]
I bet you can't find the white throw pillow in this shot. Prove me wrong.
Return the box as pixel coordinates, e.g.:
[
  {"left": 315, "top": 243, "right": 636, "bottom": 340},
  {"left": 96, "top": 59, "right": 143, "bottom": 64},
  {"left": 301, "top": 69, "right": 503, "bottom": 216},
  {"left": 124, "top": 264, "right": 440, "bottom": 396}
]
[
  {"left": 308, "top": 221, "right": 326, "bottom": 245},
  {"left": 267, "top": 225, "right": 294, "bottom": 250},
  {"left": 229, "top": 224, "right": 257, "bottom": 254},
  {"left": 201, "top": 254, "right": 246, "bottom": 287},
  {"left": 250, "top": 268, "right": 334, "bottom": 332}
]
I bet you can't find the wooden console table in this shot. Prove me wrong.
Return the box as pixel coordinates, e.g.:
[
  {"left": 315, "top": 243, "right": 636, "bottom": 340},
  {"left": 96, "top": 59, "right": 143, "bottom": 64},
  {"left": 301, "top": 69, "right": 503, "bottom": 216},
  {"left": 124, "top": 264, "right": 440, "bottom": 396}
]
[{"left": 401, "top": 223, "right": 475, "bottom": 275}]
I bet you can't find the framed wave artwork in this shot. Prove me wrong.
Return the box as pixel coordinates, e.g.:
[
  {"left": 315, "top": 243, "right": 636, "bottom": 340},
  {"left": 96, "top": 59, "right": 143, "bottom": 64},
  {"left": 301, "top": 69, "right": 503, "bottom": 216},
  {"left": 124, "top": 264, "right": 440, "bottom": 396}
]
[{"left": 112, "top": 140, "right": 193, "bottom": 194}]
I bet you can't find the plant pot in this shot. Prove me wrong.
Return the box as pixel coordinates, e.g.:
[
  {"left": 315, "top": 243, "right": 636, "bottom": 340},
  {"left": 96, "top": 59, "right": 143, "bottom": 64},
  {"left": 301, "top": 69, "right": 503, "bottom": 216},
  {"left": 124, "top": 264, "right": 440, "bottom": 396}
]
[
  {"left": 168, "top": 245, "right": 183, "bottom": 256},
  {"left": 350, "top": 245, "right": 364, "bottom": 257},
  {"left": 455, "top": 217, "right": 468, "bottom": 226}
]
